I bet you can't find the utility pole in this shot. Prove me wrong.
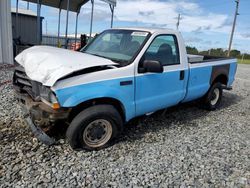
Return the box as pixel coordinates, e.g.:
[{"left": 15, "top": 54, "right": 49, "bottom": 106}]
[
  {"left": 176, "top": 14, "right": 181, "bottom": 30},
  {"left": 241, "top": 53, "right": 245, "bottom": 63},
  {"left": 227, "top": 0, "right": 240, "bottom": 57}
]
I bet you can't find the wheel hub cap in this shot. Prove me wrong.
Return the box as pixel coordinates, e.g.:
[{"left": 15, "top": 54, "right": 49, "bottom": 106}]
[
  {"left": 83, "top": 119, "right": 112, "bottom": 148},
  {"left": 211, "top": 88, "right": 220, "bottom": 106}
]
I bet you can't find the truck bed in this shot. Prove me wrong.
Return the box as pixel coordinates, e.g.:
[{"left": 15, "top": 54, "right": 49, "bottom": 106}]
[
  {"left": 188, "top": 54, "right": 234, "bottom": 64},
  {"left": 183, "top": 56, "right": 237, "bottom": 103}
]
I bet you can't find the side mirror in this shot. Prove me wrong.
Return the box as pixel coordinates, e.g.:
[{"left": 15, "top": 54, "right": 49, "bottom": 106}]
[{"left": 139, "top": 60, "right": 163, "bottom": 73}]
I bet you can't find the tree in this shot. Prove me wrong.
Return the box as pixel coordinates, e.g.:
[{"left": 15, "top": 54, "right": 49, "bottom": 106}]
[
  {"left": 210, "top": 48, "right": 226, "bottom": 57},
  {"left": 186, "top": 46, "right": 198, "bottom": 54},
  {"left": 230, "top": 49, "right": 241, "bottom": 58},
  {"left": 186, "top": 45, "right": 250, "bottom": 59}
]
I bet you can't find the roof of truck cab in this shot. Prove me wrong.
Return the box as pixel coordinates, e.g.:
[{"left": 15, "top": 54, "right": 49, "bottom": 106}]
[{"left": 113, "top": 27, "right": 178, "bottom": 34}]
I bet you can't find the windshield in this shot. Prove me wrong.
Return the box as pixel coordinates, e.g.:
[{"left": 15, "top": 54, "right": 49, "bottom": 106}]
[{"left": 82, "top": 30, "right": 150, "bottom": 64}]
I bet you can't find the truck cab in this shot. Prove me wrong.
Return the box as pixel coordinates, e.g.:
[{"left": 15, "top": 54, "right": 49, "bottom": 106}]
[{"left": 14, "top": 28, "right": 237, "bottom": 150}]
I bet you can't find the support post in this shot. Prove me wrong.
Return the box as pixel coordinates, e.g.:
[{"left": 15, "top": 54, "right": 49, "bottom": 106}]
[
  {"left": 27, "top": 2, "right": 29, "bottom": 10},
  {"left": 57, "top": 8, "right": 61, "bottom": 47},
  {"left": 75, "top": 12, "right": 79, "bottom": 49},
  {"left": 0, "top": 0, "right": 14, "bottom": 64},
  {"left": 15, "top": 0, "right": 19, "bottom": 38},
  {"left": 37, "top": 0, "right": 41, "bottom": 45},
  {"left": 110, "top": 4, "right": 114, "bottom": 28},
  {"left": 227, "top": 0, "right": 240, "bottom": 57},
  {"left": 65, "top": 0, "right": 70, "bottom": 49},
  {"left": 45, "top": 20, "right": 48, "bottom": 35},
  {"left": 89, "top": 0, "right": 94, "bottom": 38}
]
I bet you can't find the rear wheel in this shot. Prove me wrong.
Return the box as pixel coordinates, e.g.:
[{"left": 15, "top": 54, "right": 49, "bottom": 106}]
[
  {"left": 66, "top": 105, "right": 123, "bottom": 151},
  {"left": 202, "top": 82, "right": 223, "bottom": 111}
]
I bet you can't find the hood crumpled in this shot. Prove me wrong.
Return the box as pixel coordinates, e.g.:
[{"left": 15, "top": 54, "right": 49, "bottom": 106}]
[{"left": 15, "top": 46, "right": 117, "bottom": 87}]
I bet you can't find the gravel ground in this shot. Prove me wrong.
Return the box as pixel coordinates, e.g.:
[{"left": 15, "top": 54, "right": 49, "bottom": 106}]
[{"left": 0, "top": 64, "right": 249, "bottom": 187}]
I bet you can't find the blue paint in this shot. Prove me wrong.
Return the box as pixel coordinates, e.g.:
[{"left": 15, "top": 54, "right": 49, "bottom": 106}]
[
  {"left": 55, "top": 77, "right": 135, "bottom": 121},
  {"left": 54, "top": 62, "right": 237, "bottom": 122},
  {"left": 183, "top": 66, "right": 212, "bottom": 102},
  {"left": 228, "top": 62, "right": 237, "bottom": 87},
  {"left": 135, "top": 70, "right": 187, "bottom": 116}
]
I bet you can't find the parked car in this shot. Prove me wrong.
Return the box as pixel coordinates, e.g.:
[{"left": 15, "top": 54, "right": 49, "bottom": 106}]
[{"left": 13, "top": 28, "right": 237, "bottom": 150}]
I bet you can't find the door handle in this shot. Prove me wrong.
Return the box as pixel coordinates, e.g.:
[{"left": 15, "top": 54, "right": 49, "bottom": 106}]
[
  {"left": 180, "top": 70, "right": 185, "bottom": 80},
  {"left": 120, "top": 80, "right": 133, "bottom": 86}
]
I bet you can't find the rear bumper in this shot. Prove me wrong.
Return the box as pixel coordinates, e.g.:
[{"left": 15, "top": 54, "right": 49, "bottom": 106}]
[{"left": 15, "top": 92, "right": 71, "bottom": 145}]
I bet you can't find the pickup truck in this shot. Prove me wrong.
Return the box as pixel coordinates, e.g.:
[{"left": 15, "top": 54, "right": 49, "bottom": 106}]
[{"left": 14, "top": 28, "right": 237, "bottom": 151}]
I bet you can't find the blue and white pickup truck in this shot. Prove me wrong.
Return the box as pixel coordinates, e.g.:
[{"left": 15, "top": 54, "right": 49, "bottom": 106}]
[{"left": 14, "top": 28, "right": 237, "bottom": 150}]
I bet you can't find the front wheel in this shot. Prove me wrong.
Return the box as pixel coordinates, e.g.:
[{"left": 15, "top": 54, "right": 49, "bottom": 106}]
[
  {"left": 66, "top": 105, "right": 123, "bottom": 151},
  {"left": 202, "top": 82, "right": 223, "bottom": 111}
]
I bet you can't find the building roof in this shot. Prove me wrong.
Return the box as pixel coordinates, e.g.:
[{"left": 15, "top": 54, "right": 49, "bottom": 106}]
[
  {"left": 22, "top": 0, "right": 89, "bottom": 13},
  {"left": 11, "top": 8, "right": 37, "bottom": 17},
  {"left": 21, "top": 0, "right": 116, "bottom": 13}
]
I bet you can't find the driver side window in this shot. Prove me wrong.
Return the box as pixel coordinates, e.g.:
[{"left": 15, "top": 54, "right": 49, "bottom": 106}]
[{"left": 144, "top": 35, "right": 180, "bottom": 66}]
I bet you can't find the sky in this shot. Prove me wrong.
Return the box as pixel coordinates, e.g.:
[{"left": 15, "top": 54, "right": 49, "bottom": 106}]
[{"left": 11, "top": 0, "right": 250, "bottom": 53}]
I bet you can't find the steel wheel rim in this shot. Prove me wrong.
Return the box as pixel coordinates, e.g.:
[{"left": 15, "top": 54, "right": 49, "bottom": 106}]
[
  {"left": 211, "top": 88, "right": 220, "bottom": 106},
  {"left": 83, "top": 119, "right": 112, "bottom": 148}
]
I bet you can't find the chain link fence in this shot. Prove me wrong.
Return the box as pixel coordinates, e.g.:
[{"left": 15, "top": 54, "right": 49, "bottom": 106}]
[{"left": 42, "top": 35, "right": 80, "bottom": 49}]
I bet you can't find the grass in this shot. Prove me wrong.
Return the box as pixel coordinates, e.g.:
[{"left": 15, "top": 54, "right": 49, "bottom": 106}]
[{"left": 238, "top": 59, "right": 250, "bottom": 64}]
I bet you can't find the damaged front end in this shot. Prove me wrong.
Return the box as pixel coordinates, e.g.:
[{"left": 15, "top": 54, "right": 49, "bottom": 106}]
[{"left": 13, "top": 66, "right": 71, "bottom": 145}]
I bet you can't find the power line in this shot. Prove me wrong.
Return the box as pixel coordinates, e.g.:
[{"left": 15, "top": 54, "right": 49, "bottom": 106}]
[{"left": 228, "top": 0, "right": 240, "bottom": 57}]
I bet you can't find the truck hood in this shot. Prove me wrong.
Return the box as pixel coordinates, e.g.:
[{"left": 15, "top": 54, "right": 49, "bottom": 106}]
[{"left": 15, "top": 46, "right": 118, "bottom": 86}]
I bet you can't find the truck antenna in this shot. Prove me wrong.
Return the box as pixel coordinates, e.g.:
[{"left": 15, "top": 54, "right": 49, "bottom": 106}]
[{"left": 176, "top": 14, "right": 181, "bottom": 30}]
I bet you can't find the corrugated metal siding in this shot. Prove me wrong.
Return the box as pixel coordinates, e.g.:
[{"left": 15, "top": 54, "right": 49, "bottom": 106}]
[
  {"left": 0, "top": 25, "right": 3, "bottom": 63},
  {"left": 12, "top": 13, "right": 43, "bottom": 45},
  {"left": 0, "top": 0, "right": 13, "bottom": 64}
]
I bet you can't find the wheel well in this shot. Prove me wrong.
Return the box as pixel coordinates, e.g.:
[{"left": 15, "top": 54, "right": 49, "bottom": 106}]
[
  {"left": 68, "top": 98, "right": 126, "bottom": 123},
  {"left": 213, "top": 74, "right": 228, "bottom": 85}
]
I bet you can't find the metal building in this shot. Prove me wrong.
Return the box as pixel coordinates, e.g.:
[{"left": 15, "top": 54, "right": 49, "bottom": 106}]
[
  {"left": 0, "top": 0, "right": 13, "bottom": 64},
  {"left": 12, "top": 8, "right": 44, "bottom": 57},
  {"left": 1, "top": 0, "right": 117, "bottom": 65},
  {"left": 12, "top": 8, "right": 44, "bottom": 46}
]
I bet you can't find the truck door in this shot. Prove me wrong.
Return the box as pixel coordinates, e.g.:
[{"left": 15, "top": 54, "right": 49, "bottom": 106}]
[{"left": 135, "top": 35, "right": 187, "bottom": 116}]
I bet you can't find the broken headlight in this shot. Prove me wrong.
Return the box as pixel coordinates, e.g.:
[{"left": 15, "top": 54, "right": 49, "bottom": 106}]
[{"left": 40, "top": 86, "right": 60, "bottom": 109}]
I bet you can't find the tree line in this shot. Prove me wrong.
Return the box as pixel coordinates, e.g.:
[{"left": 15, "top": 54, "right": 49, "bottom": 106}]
[{"left": 186, "top": 46, "right": 250, "bottom": 59}]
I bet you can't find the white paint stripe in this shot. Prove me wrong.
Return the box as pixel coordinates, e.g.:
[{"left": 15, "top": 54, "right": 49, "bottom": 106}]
[{"left": 189, "top": 59, "right": 236, "bottom": 68}]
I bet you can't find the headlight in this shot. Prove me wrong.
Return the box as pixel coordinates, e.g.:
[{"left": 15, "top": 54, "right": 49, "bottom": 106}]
[
  {"left": 49, "top": 92, "right": 58, "bottom": 104},
  {"left": 40, "top": 86, "right": 60, "bottom": 109},
  {"left": 40, "top": 86, "right": 51, "bottom": 101}
]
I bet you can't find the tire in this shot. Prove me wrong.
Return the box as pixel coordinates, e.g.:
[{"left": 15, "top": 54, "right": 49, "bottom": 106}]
[
  {"left": 66, "top": 105, "right": 123, "bottom": 151},
  {"left": 202, "top": 82, "right": 223, "bottom": 111}
]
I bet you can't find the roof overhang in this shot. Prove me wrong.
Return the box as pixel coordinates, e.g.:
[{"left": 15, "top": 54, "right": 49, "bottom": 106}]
[
  {"left": 21, "top": 0, "right": 89, "bottom": 13},
  {"left": 21, "top": 0, "right": 116, "bottom": 13},
  {"left": 100, "top": 0, "right": 116, "bottom": 6}
]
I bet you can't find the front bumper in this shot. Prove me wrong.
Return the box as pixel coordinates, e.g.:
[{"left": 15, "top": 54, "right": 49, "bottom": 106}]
[
  {"left": 16, "top": 92, "right": 71, "bottom": 145},
  {"left": 25, "top": 117, "right": 56, "bottom": 145}
]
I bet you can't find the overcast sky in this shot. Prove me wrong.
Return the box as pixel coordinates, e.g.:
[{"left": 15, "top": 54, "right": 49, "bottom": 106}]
[{"left": 11, "top": 0, "right": 250, "bottom": 53}]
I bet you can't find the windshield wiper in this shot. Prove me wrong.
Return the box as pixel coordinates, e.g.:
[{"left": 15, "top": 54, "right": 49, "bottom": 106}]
[
  {"left": 110, "top": 58, "right": 127, "bottom": 64},
  {"left": 84, "top": 52, "right": 129, "bottom": 66},
  {"left": 86, "top": 52, "right": 106, "bottom": 59}
]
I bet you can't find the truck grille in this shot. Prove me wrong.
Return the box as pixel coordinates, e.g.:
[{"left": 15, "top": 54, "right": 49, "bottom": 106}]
[
  {"left": 13, "top": 66, "right": 41, "bottom": 100},
  {"left": 14, "top": 66, "right": 32, "bottom": 87}
]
